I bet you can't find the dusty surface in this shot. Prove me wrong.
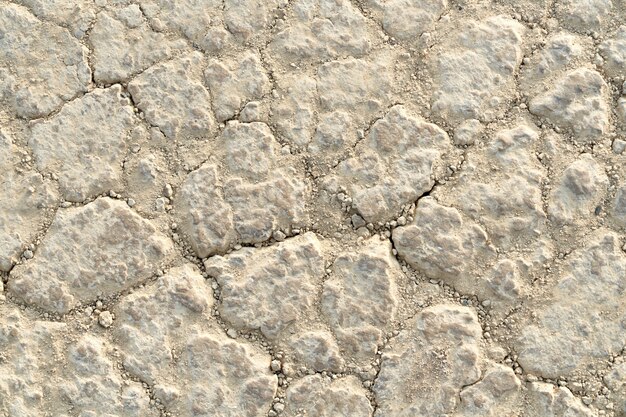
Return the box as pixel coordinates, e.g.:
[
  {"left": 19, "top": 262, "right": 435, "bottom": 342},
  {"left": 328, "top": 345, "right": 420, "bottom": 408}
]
[{"left": 0, "top": 0, "right": 625, "bottom": 416}]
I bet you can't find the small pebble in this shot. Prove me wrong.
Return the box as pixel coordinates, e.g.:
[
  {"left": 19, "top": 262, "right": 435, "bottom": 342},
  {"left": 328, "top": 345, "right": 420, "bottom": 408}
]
[
  {"left": 273, "top": 230, "right": 286, "bottom": 241},
  {"left": 270, "top": 359, "right": 282, "bottom": 372},
  {"left": 98, "top": 311, "right": 114, "bottom": 328}
]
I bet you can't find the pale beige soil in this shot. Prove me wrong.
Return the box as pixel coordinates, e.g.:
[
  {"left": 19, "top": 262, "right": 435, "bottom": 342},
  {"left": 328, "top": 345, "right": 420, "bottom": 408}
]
[{"left": 0, "top": 0, "right": 625, "bottom": 416}]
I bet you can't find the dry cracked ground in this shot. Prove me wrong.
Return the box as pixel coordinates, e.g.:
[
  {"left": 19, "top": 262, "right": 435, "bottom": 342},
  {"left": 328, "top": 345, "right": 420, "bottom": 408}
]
[{"left": 1, "top": 0, "right": 626, "bottom": 416}]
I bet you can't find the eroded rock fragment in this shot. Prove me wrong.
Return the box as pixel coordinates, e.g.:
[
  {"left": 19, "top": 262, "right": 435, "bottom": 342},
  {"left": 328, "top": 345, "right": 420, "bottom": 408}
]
[
  {"left": 599, "top": 26, "right": 626, "bottom": 78},
  {"left": 223, "top": 0, "right": 279, "bottom": 41},
  {"left": 612, "top": 181, "right": 626, "bottom": 225},
  {"left": 128, "top": 52, "right": 214, "bottom": 139},
  {"left": 520, "top": 32, "right": 586, "bottom": 92},
  {"left": 0, "top": 308, "right": 66, "bottom": 416},
  {"left": 382, "top": 0, "right": 447, "bottom": 41},
  {"left": 0, "top": 3, "right": 91, "bottom": 119},
  {"left": 114, "top": 264, "right": 277, "bottom": 416},
  {"left": 444, "top": 124, "right": 546, "bottom": 250},
  {"left": 529, "top": 69, "right": 609, "bottom": 142},
  {"left": 14, "top": 0, "right": 95, "bottom": 38},
  {"left": 548, "top": 154, "right": 609, "bottom": 224},
  {"left": 90, "top": 11, "right": 185, "bottom": 84},
  {"left": 618, "top": 97, "right": 626, "bottom": 129},
  {"left": 457, "top": 364, "right": 522, "bottom": 416},
  {"left": 325, "top": 105, "right": 451, "bottom": 223},
  {"left": 430, "top": 16, "right": 525, "bottom": 124},
  {"left": 453, "top": 119, "right": 484, "bottom": 146},
  {"left": 555, "top": 0, "right": 612, "bottom": 33},
  {"left": 287, "top": 330, "right": 345, "bottom": 373},
  {"left": 284, "top": 375, "right": 373, "bottom": 417},
  {"left": 61, "top": 334, "right": 155, "bottom": 416},
  {"left": 0, "top": 132, "right": 58, "bottom": 272},
  {"left": 139, "top": 0, "right": 276, "bottom": 50},
  {"left": 321, "top": 238, "right": 400, "bottom": 362},
  {"left": 308, "top": 111, "right": 359, "bottom": 164},
  {"left": 269, "top": 0, "right": 371, "bottom": 63},
  {"left": 204, "top": 233, "right": 325, "bottom": 339},
  {"left": 525, "top": 382, "right": 598, "bottom": 416},
  {"left": 176, "top": 122, "right": 307, "bottom": 257},
  {"left": 392, "top": 197, "right": 496, "bottom": 284},
  {"left": 516, "top": 230, "right": 626, "bottom": 378},
  {"left": 317, "top": 56, "right": 394, "bottom": 124},
  {"left": 374, "top": 304, "right": 483, "bottom": 416},
  {"left": 137, "top": 0, "right": 222, "bottom": 50},
  {"left": 176, "top": 163, "right": 237, "bottom": 256},
  {"left": 204, "top": 51, "right": 271, "bottom": 122},
  {"left": 115, "top": 264, "right": 213, "bottom": 383},
  {"left": 0, "top": 307, "right": 155, "bottom": 416},
  {"left": 29, "top": 86, "right": 135, "bottom": 202},
  {"left": 174, "top": 334, "right": 277, "bottom": 417},
  {"left": 9, "top": 198, "right": 173, "bottom": 314},
  {"left": 604, "top": 362, "right": 626, "bottom": 416},
  {"left": 271, "top": 74, "right": 319, "bottom": 148}
]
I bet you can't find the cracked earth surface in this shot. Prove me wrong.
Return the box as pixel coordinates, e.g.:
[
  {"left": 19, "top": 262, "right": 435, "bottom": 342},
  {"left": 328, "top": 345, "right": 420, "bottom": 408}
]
[{"left": 0, "top": 0, "right": 626, "bottom": 416}]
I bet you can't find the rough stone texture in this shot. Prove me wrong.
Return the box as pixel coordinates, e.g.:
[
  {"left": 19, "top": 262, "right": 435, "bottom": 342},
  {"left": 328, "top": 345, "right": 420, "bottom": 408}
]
[
  {"left": 440, "top": 124, "right": 546, "bottom": 251},
  {"left": 374, "top": 304, "right": 483, "bottom": 416},
  {"left": 613, "top": 181, "right": 626, "bottom": 225},
  {"left": 204, "top": 51, "right": 271, "bottom": 122},
  {"left": 136, "top": 0, "right": 222, "bottom": 51},
  {"left": 0, "top": 1, "right": 622, "bottom": 415},
  {"left": 0, "top": 307, "right": 66, "bottom": 416},
  {"left": 28, "top": 86, "right": 135, "bottom": 202},
  {"left": 0, "top": 3, "right": 91, "bottom": 119},
  {"left": 176, "top": 122, "right": 307, "bottom": 258},
  {"left": 324, "top": 105, "right": 452, "bottom": 223},
  {"left": 393, "top": 190, "right": 536, "bottom": 313},
  {"left": 0, "top": 131, "right": 58, "bottom": 272},
  {"left": 172, "top": 333, "right": 277, "bottom": 417},
  {"left": 382, "top": 0, "right": 447, "bottom": 41},
  {"left": 286, "top": 330, "right": 345, "bottom": 373},
  {"left": 393, "top": 197, "right": 496, "bottom": 286},
  {"left": 14, "top": 0, "right": 96, "bottom": 39},
  {"left": 599, "top": 26, "right": 626, "bottom": 78},
  {"left": 525, "top": 382, "right": 599, "bottom": 416},
  {"left": 60, "top": 334, "right": 155, "bottom": 416},
  {"left": 453, "top": 119, "right": 484, "bottom": 146},
  {"left": 223, "top": 0, "right": 279, "bottom": 42},
  {"left": 0, "top": 306, "right": 155, "bottom": 417},
  {"left": 114, "top": 264, "right": 277, "bottom": 416},
  {"left": 271, "top": 74, "right": 319, "bottom": 148},
  {"left": 90, "top": 11, "right": 186, "bottom": 84},
  {"left": 175, "top": 163, "right": 236, "bottom": 256},
  {"left": 114, "top": 264, "right": 213, "bottom": 383},
  {"left": 128, "top": 52, "right": 214, "bottom": 139},
  {"left": 316, "top": 56, "right": 394, "bottom": 124},
  {"left": 8, "top": 198, "right": 173, "bottom": 314},
  {"left": 555, "top": 0, "right": 612, "bottom": 33},
  {"left": 618, "top": 97, "right": 626, "bottom": 130},
  {"left": 321, "top": 238, "right": 400, "bottom": 362},
  {"left": 548, "top": 154, "right": 609, "bottom": 224},
  {"left": 429, "top": 16, "right": 525, "bottom": 124},
  {"left": 138, "top": 0, "right": 277, "bottom": 52},
  {"left": 516, "top": 230, "right": 626, "bottom": 378},
  {"left": 520, "top": 32, "right": 586, "bottom": 93},
  {"left": 529, "top": 69, "right": 609, "bottom": 142},
  {"left": 205, "top": 233, "right": 325, "bottom": 339},
  {"left": 269, "top": 0, "right": 372, "bottom": 63},
  {"left": 457, "top": 363, "right": 522, "bottom": 416},
  {"left": 284, "top": 375, "right": 373, "bottom": 417}
]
